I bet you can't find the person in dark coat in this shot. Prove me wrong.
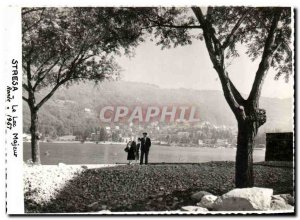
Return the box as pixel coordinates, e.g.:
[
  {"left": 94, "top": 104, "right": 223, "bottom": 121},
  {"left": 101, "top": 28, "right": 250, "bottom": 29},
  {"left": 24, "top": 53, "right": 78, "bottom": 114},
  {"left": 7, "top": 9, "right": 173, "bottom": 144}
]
[
  {"left": 140, "top": 132, "right": 151, "bottom": 165},
  {"left": 126, "top": 140, "right": 136, "bottom": 164}
]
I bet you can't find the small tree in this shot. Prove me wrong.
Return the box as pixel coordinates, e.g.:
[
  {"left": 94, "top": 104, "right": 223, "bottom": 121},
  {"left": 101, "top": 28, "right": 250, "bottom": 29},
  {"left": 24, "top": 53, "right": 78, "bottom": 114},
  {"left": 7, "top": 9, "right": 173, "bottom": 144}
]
[{"left": 22, "top": 7, "right": 147, "bottom": 163}]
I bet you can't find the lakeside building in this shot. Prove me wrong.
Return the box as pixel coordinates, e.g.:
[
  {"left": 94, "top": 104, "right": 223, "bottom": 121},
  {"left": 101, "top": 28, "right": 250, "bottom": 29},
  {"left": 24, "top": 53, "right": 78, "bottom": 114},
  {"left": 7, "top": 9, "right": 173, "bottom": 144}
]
[
  {"left": 198, "top": 139, "right": 204, "bottom": 146},
  {"left": 58, "top": 135, "right": 76, "bottom": 141},
  {"left": 84, "top": 108, "right": 91, "bottom": 113},
  {"left": 177, "top": 131, "right": 190, "bottom": 138},
  {"left": 215, "top": 139, "right": 228, "bottom": 146}
]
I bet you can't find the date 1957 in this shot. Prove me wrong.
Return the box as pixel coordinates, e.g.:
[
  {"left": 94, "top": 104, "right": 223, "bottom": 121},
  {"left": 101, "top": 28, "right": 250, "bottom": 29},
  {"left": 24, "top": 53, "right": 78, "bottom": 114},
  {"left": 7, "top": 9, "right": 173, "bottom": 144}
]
[{"left": 6, "top": 59, "right": 19, "bottom": 157}]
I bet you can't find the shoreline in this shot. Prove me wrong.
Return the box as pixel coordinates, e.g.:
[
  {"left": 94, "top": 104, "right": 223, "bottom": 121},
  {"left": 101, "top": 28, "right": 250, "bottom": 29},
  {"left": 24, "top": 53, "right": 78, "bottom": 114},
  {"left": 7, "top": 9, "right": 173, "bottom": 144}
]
[
  {"left": 25, "top": 160, "right": 291, "bottom": 168},
  {"left": 23, "top": 141, "right": 266, "bottom": 150}
]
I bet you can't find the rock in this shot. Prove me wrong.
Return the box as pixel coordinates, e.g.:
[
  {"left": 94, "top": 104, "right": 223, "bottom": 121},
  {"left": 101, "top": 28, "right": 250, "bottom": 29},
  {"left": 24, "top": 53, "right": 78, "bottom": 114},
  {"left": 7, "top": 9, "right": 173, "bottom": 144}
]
[
  {"left": 87, "top": 201, "right": 99, "bottom": 209},
  {"left": 172, "top": 201, "right": 179, "bottom": 208},
  {"left": 58, "top": 163, "right": 67, "bottom": 168},
  {"left": 180, "top": 206, "right": 209, "bottom": 212},
  {"left": 271, "top": 195, "right": 287, "bottom": 204},
  {"left": 271, "top": 195, "right": 285, "bottom": 201},
  {"left": 212, "top": 187, "right": 273, "bottom": 211},
  {"left": 81, "top": 165, "right": 88, "bottom": 169},
  {"left": 97, "top": 210, "right": 111, "bottom": 213},
  {"left": 196, "top": 202, "right": 205, "bottom": 208},
  {"left": 270, "top": 198, "right": 294, "bottom": 211},
  {"left": 199, "top": 195, "right": 218, "bottom": 209},
  {"left": 157, "top": 197, "right": 163, "bottom": 202},
  {"left": 191, "top": 191, "right": 213, "bottom": 202},
  {"left": 278, "top": 194, "right": 294, "bottom": 206}
]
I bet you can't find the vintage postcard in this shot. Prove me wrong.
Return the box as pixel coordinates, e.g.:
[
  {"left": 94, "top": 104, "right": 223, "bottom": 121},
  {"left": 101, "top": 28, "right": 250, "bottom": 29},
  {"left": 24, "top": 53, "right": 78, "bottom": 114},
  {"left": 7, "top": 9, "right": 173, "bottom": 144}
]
[{"left": 3, "top": 0, "right": 295, "bottom": 215}]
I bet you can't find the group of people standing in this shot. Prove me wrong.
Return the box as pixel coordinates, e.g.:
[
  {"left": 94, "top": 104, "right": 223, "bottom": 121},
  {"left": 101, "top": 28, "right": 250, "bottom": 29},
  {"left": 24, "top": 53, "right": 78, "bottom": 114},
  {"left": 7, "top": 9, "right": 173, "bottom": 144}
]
[{"left": 125, "top": 132, "right": 151, "bottom": 165}]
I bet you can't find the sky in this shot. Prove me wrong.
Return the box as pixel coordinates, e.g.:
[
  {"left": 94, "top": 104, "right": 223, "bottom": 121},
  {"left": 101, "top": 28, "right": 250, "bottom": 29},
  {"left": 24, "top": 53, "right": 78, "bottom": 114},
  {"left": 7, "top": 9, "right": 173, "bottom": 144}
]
[{"left": 117, "top": 39, "right": 294, "bottom": 99}]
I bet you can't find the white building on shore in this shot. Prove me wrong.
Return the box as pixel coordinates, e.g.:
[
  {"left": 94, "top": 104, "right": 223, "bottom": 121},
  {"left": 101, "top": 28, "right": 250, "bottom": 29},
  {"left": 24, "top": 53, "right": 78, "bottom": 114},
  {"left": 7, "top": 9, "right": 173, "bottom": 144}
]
[{"left": 58, "top": 135, "right": 76, "bottom": 141}]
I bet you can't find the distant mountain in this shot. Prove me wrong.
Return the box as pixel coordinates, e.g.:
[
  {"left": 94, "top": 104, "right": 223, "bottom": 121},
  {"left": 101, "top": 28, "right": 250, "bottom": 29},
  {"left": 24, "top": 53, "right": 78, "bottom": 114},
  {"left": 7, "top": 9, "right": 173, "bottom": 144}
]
[{"left": 23, "top": 81, "right": 293, "bottom": 136}]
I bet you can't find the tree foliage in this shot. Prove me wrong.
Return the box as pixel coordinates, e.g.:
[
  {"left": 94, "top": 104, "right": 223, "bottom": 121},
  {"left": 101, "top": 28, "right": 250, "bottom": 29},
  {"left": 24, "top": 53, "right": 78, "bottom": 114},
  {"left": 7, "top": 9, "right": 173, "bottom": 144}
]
[
  {"left": 132, "top": 7, "right": 292, "bottom": 82},
  {"left": 22, "top": 7, "right": 151, "bottom": 109}
]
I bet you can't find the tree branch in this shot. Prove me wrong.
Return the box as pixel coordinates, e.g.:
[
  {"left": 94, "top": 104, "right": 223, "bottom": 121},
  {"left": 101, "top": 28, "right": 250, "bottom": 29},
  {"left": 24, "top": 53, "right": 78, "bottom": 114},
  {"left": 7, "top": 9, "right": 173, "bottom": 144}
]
[
  {"left": 34, "top": 51, "right": 90, "bottom": 111},
  {"left": 34, "top": 54, "right": 57, "bottom": 76},
  {"left": 192, "top": 7, "right": 246, "bottom": 120},
  {"left": 252, "top": 14, "right": 292, "bottom": 63},
  {"left": 22, "top": 8, "right": 45, "bottom": 16},
  {"left": 25, "top": 60, "right": 34, "bottom": 91},
  {"left": 192, "top": 7, "right": 218, "bottom": 63},
  {"left": 222, "top": 9, "right": 251, "bottom": 49},
  {"left": 145, "top": 24, "right": 202, "bottom": 29},
  {"left": 35, "top": 77, "right": 67, "bottom": 111},
  {"left": 143, "top": 13, "right": 202, "bottom": 30},
  {"left": 22, "top": 83, "right": 29, "bottom": 92},
  {"left": 22, "top": 96, "right": 29, "bottom": 102},
  {"left": 22, "top": 8, "right": 46, "bottom": 34},
  {"left": 33, "top": 58, "right": 61, "bottom": 91},
  {"left": 56, "top": 58, "right": 68, "bottom": 84},
  {"left": 248, "top": 8, "right": 282, "bottom": 107},
  {"left": 228, "top": 76, "right": 245, "bottom": 104}
]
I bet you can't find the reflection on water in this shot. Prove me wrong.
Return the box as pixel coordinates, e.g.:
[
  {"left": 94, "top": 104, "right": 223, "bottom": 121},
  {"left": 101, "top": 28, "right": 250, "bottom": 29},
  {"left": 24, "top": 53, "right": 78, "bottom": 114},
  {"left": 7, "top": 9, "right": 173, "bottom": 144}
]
[{"left": 23, "top": 142, "right": 265, "bottom": 165}]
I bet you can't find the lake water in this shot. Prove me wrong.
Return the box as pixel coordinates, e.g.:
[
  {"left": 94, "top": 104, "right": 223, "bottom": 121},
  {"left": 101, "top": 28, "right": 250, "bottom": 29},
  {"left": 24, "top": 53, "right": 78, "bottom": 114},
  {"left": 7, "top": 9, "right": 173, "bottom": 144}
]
[{"left": 23, "top": 142, "right": 266, "bottom": 165}]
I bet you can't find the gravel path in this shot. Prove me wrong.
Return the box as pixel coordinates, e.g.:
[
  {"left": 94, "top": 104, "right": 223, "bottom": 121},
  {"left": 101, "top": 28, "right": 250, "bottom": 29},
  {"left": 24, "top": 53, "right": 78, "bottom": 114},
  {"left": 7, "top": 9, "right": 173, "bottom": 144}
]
[{"left": 24, "top": 161, "right": 294, "bottom": 213}]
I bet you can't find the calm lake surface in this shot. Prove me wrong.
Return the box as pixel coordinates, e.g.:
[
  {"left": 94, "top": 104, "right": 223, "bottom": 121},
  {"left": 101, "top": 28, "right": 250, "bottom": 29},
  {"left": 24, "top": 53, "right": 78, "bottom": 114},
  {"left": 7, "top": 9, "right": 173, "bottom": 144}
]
[{"left": 23, "top": 142, "right": 266, "bottom": 165}]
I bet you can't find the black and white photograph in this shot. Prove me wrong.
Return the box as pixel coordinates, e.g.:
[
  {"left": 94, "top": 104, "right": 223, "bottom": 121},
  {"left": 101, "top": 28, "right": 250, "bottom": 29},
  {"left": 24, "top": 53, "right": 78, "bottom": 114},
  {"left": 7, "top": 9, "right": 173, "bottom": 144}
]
[{"left": 2, "top": 2, "right": 295, "bottom": 216}]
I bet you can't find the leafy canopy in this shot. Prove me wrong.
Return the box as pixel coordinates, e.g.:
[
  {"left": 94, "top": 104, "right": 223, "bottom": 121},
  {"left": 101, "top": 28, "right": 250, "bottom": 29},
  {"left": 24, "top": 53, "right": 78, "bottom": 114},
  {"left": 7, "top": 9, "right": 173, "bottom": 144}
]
[
  {"left": 130, "top": 7, "right": 292, "bottom": 81},
  {"left": 22, "top": 7, "right": 149, "bottom": 93}
]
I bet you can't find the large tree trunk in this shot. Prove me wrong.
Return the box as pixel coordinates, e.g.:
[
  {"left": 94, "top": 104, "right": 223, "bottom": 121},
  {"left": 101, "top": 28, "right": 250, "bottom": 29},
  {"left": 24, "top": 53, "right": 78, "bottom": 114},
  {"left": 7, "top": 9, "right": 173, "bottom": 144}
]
[
  {"left": 235, "top": 120, "right": 257, "bottom": 188},
  {"left": 30, "top": 109, "right": 41, "bottom": 164}
]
